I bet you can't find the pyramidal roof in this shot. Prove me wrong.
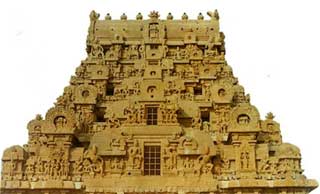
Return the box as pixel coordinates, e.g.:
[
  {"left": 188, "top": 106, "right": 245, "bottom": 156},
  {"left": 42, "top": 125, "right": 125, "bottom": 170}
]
[{"left": 1, "top": 10, "right": 317, "bottom": 194}]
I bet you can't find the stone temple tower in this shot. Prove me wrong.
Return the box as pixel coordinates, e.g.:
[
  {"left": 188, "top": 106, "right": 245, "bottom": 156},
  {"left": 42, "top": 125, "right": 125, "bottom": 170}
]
[{"left": 0, "top": 10, "right": 318, "bottom": 194}]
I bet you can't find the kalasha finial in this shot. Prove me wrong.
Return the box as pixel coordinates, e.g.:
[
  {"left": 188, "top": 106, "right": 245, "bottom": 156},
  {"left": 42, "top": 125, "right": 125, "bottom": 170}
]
[
  {"left": 182, "top": 12, "right": 188, "bottom": 20},
  {"left": 136, "top": 12, "right": 143, "bottom": 20},
  {"left": 121, "top": 13, "right": 127, "bottom": 20},
  {"left": 266, "top": 112, "right": 275, "bottom": 120},
  {"left": 197, "top": 13, "right": 204, "bottom": 20},
  {"left": 167, "top": 12, "right": 173, "bottom": 20},
  {"left": 105, "top": 13, "right": 112, "bottom": 20},
  {"left": 149, "top": 11, "right": 160, "bottom": 20}
]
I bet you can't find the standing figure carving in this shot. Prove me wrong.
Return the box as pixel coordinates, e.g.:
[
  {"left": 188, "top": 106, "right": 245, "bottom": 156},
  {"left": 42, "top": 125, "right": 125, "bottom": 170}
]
[{"left": 128, "top": 140, "right": 143, "bottom": 169}]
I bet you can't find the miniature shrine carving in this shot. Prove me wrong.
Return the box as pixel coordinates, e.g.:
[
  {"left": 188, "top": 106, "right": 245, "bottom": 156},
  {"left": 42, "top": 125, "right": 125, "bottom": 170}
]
[{"left": 0, "top": 10, "right": 318, "bottom": 194}]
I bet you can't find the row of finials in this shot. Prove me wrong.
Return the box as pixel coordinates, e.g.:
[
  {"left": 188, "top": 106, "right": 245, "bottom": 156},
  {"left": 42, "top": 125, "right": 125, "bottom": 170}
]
[{"left": 94, "top": 10, "right": 220, "bottom": 21}]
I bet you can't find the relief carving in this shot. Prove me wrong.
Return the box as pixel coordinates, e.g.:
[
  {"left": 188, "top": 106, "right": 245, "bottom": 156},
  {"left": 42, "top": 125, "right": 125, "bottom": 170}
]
[
  {"left": 76, "top": 106, "right": 95, "bottom": 133},
  {"left": 89, "top": 41, "right": 104, "bottom": 59},
  {"left": 1, "top": 10, "right": 316, "bottom": 194},
  {"left": 1, "top": 146, "right": 26, "bottom": 181},
  {"left": 83, "top": 145, "right": 104, "bottom": 177},
  {"left": 127, "top": 140, "right": 143, "bottom": 170},
  {"left": 123, "top": 102, "right": 145, "bottom": 125},
  {"left": 45, "top": 106, "right": 76, "bottom": 133},
  {"left": 105, "top": 45, "right": 122, "bottom": 60},
  {"left": 106, "top": 113, "right": 121, "bottom": 128},
  {"left": 196, "top": 153, "right": 213, "bottom": 175},
  {"left": 159, "top": 100, "right": 178, "bottom": 124},
  {"left": 163, "top": 141, "right": 177, "bottom": 170}
]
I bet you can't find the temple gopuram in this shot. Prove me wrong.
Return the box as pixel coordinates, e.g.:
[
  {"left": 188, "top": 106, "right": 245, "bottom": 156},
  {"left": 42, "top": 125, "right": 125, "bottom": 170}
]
[{"left": 0, "top": 10, "right": 318, "bottom": 194}]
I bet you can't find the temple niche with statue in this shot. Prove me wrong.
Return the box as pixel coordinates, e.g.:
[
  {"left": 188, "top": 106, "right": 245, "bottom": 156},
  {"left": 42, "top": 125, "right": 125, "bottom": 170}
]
[{"left": 0, "top": 10, "right": 318, "bottom": 194}]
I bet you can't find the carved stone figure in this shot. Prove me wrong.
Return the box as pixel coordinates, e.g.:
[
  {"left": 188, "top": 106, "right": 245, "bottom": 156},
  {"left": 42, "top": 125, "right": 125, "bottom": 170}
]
[
  {"left": 197, "top": 153, "right": 213, "bottom": 175},
  {"left": 237, "top": 114, "right": 250, "bottom": 125},
  {"left": 163, "top": 142, "right": 177, "bottom": 170},
  {"left": 111, "top": 157, "right": 125, "bottom": 171},
  {"left": 183, "top": 157, "right": 194, "bottom": 169},
  {"left": 175, "top": 46, "right": 187, "bottom": 60},
  {"left": 240, "top": 151, "right": 250, "bottom": 169},
  {"left": 83, "top": 145, "right": 104, "bottom": 177},
  {"left": 105, "top": 45, "right": 122, "bottom": 59},
  {"left": 106, "top": 113, "right": 120, "bottom": 128},
  {"left": 149, "top": 24, "right": 160, "bottom": 39},
  {"left": 192, "top": 110, "right": 202, "bottom": 129},
  {"left": 89, "top": 41, "right": 104, "bottom": 59},
  {"left": 127, "top": 140, "right": 142, "bottom": 170},
  {"left": 124, "top": 104, "right": 137, "bottom": 124}
]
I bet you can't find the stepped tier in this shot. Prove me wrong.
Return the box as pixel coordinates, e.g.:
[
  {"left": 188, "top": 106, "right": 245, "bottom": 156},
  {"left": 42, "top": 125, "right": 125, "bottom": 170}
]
[{"left": 1, "top": 10, "right": 317, "bottom": 194}]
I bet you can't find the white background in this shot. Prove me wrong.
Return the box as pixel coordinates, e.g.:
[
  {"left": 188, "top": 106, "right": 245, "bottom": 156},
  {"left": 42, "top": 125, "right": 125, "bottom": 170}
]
[{"left": 0, "top": 0, "right": 319, "bottom": 187}]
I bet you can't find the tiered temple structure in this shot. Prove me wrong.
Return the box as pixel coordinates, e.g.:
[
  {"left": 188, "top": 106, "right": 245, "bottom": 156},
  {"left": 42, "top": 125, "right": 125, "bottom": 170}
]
[{"left": 0, "top": 10, "right": 318, "bottom": 194}]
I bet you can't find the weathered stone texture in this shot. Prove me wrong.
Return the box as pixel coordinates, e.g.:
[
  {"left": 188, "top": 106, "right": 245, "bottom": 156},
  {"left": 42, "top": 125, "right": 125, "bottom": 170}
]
[{"left": 1, "top": 10, "right": 317, "bottom": 194}]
